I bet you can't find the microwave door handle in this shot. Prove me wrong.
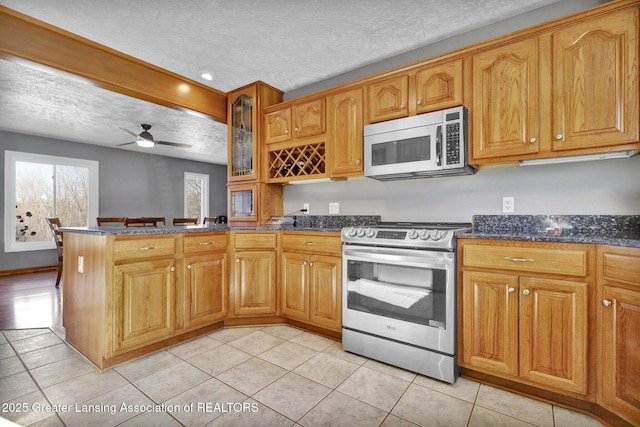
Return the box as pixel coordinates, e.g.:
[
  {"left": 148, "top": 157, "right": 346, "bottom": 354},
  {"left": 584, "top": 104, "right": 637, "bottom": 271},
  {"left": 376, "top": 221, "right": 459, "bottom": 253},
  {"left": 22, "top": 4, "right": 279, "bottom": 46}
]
[{"left": 436, "top": 125, "right": 442, "bottom": 166}]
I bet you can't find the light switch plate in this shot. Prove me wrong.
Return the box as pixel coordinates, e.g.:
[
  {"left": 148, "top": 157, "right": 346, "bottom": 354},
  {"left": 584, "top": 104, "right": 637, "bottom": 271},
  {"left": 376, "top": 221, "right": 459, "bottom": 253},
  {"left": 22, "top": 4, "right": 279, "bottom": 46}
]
[{"left": 329, "top": 202, "right": 340, "bottom": 214}]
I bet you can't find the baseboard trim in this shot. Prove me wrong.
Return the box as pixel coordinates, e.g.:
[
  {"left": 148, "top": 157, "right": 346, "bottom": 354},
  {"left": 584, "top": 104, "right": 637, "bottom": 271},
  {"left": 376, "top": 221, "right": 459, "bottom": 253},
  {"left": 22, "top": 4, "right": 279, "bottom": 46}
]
[{"left": 0, "top": 265, "right": 58, "bottom": 277}]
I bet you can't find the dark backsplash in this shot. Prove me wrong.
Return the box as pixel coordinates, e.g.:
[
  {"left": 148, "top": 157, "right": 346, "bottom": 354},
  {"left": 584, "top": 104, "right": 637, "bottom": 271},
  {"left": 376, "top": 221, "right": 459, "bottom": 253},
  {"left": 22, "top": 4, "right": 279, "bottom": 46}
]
[{"left": 291, "top": 215, "right": 380, "bottom": 229}]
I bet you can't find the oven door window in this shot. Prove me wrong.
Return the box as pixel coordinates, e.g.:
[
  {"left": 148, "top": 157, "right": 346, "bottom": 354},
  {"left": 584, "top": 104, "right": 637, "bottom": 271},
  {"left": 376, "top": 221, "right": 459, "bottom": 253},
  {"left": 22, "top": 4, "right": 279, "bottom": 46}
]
[{"left": 346, "top": 259, "right": 447, "bottom": 328}]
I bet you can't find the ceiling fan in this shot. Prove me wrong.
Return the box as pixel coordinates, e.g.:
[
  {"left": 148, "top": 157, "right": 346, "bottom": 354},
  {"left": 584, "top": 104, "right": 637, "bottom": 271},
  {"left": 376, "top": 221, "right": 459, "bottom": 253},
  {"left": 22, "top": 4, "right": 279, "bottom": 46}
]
[{"left": 118, "top": 124, "right": 192, "bottom": 148}]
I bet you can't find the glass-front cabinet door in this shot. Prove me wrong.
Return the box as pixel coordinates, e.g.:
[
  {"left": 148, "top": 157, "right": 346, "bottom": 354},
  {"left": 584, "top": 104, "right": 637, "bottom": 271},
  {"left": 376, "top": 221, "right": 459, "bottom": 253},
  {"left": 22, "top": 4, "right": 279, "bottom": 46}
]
[{"left": 228, "top": 85, "right": 258, "bottom": 182}]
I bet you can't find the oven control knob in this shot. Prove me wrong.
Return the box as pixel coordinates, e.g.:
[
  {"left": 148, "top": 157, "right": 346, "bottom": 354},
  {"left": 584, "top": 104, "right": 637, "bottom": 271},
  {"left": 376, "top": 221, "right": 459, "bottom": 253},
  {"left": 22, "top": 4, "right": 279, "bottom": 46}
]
[
  {"left": 430, "top": 230, "right": 445, "bottom": 241},
  {"left": 365, "top": 228, "right": 376, "bottom": 237},
  {"left": 345, "top": 227, "right": 357, "bottom": 237},
  {"left": 356, "top": 228, "right": 366, "bottom": 237},
  {"left": 408, "top": 229, "right": 419, "bottom": 239},
  {"left": 418, "top": 230, "right": 430, "bottom": 240}
]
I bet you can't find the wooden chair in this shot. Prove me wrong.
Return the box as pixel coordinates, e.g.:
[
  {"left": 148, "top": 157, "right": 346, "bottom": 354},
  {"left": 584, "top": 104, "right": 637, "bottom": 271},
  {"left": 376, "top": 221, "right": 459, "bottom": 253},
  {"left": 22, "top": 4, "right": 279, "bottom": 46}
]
[
  {"left": 124, "top": 217, "right": 158, "bottom": 227},
  {"left": 203, "top": 217, "right": 217, "bottom": 225},
  {"left": 96, "top": 217, "right": 126, "bottom": 226},
  {"left": 173, "top": 217, "right": 198, "bottom": 226},
  {"left": 203, "top": 216, "right": 227, "bottom": 225},
  {"left": 45, "top": 217, "right": 63, "bottom": 287},
  {"left": 142, "top": 217, "right": 165, "bottom": 226}
]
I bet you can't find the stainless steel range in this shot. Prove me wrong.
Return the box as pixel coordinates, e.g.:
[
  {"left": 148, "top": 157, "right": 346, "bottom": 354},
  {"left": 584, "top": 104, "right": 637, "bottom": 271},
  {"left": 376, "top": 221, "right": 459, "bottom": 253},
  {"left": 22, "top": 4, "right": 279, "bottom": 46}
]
[{"left": 341, "top": 222, "right": 470, "bottom": 383}]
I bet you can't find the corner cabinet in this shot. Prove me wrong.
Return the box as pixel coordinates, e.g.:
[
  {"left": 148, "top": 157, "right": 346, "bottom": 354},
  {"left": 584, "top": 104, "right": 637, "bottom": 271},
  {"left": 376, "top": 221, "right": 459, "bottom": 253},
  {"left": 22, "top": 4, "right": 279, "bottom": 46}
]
[
  {"left": 281, "top": 232, "right": 342, "bottom": 332},
  {"left": 470, "top": 6, "right": 639, "bottom": 165},
  {"left": 459, "top": 239, "right": 595, "bottom": 398},
  {"left": 597, "top": 246, "right": 640, "bottom": 426}
]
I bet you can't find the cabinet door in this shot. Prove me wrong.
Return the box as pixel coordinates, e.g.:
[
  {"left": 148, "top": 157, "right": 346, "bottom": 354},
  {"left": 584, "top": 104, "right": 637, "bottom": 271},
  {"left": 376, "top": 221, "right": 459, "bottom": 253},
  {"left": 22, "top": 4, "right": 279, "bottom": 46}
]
[
  {"left": 471, "top": 38, "right": 540, "bottom": 160},
  {"left": 367, "top": 75, "right": 409, "bottom": 123},
  {"left": 114, "top": 260, "right": 175, "bottom": 352},
  {"left": 294, "top": 99, "right": 325, "bottom": 139},
  {"left": 185, "top": 253, "right": 227, "bottom": 329},
  {"left": 552, "top": 9, "right": 638, "bottom": 152},
  {"left": 233, "top": 250, "right": 277, "bottom": 315},
  {"left": 228, "top": 86, "right": 258, "bottom": 181},
  {"left": 309, "top": 255, "right": 341, "bottom": 331},
  {"left": 519, "top": 277, "right": 588, "bottom": 394},
  {"left": 461, "top": 271, "right": 519, "bottom": 376},
  {"left": 600, "top": 284, "right": 640, "bottom": 423},
  {"left": 328, "top": 88, "right": 364, "bottom": 177},
  {"left": 414, "top": 59, "right": 463, "bottom": 114},
  {"left": 281, "top": 252, "right": 309, "bottom": 321},
  {"left": 265, "top": 108, "right": 292, "bottom": 144}
]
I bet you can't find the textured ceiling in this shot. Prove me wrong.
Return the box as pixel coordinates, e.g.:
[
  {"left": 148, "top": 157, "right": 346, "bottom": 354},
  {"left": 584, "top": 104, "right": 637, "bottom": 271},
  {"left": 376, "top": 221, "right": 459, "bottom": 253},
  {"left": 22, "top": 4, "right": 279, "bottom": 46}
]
[{"left": 0, "top": 0, "right": 564, "bottom": 164}]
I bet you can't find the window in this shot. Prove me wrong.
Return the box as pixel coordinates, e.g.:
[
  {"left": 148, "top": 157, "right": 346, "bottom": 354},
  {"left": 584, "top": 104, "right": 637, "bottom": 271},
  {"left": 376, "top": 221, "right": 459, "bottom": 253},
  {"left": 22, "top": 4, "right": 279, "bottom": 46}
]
[
  {"left": 4, "top": 151, "right": 99, "bottom": 252},
  {"left": 184, "top": 172, "right": 209, "bottom": 221}
]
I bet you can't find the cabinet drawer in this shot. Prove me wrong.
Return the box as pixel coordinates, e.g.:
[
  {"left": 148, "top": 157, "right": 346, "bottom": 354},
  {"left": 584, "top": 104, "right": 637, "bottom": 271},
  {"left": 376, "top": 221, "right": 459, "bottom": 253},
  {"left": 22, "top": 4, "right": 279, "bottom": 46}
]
[
  {"left": 233, "top": 232, "right": 277, "bottom": 249},
  {"left": 282, "top": 233, "right": 341, "bottom": 255},
  {"left": 463, "top": 243, "right": 589, "bottom": 277},
  {"left": 601, "top": 250, "right": 640, "bottom": 285},
  {"left": 114, "top": 237, "right": 176, "bottom": 261},
  {"left": 184, "top": 233, "right": 228, "bottom": 254}
]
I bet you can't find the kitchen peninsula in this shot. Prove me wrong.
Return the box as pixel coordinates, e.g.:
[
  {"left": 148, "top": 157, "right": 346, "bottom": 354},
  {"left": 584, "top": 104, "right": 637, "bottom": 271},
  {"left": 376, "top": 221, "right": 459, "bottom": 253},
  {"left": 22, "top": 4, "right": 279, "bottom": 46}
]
[{"left": 60, "top": 216, "right": 378, "bottom": 370}]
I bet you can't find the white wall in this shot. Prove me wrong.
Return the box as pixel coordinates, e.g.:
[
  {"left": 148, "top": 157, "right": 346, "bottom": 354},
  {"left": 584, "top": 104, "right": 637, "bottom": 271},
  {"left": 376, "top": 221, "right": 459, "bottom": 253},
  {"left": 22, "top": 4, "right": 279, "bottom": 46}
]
[{"left": 283, "top": 156, "right": 640, "bottom": 223}]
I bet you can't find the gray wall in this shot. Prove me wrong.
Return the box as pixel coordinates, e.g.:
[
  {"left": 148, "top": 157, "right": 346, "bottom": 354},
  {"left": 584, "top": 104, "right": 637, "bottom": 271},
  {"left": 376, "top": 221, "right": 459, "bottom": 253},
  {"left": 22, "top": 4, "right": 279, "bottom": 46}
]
[
  {"left": 283, "top": 0, "right": 640, "bottom": 221},
  {"left": 1, "top": 130, "right": 227, "bottom": 271}
]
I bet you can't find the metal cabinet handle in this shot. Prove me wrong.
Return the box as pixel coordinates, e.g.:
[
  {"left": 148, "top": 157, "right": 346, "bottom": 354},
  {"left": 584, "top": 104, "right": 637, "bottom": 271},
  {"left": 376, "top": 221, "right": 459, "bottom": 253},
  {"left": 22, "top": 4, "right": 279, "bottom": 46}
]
[
  {"left": 170, "top": 267, "right": 176, "bottom": 272},
  {"left": 303, "top": 241, "right": 317, "bottom": 245},
  {"left": 137, "top": 246, "right": 158, "bottom": 251},
  {"left": 522, "top": 289, "right": 530, "bottom": 296},
  {"left": 309, "top": 262, "right": 314, "bottom": 267},
  {"left": 199, "top": 241, "right": 216, "bottom": 246},
  {"left": 355, "top": 159, "right": 361, "bottom": 165},
  {"left": 417, "top": 100, "right": 422, "bottom": 105},
  {"left": 187, "top": 265, "right": 192, "bottom": 270},
  {"left": 294, "top": 127, "right": 299, "bottom": 132},
  {"left": 508, "top": 287, "right": 516, "bottom": 294},
  {"left": 504, "top": 256, "right": 534, "bottom": 263},
  {"left": 284, "top": 129, "right": 289, "bottom": 134},
  {"left": 602, "top": 299, "right": 612, "bottom": 307},
  {"left": 303, "top": 261, "right": 308, "bottom": 266},
  {"left": 555, "top": 134, "right": 564, "bottom": 140},
  {"left": 236, "top": 259, "right": 240, "bottom": 263},
  {"left": 400, "top": 103, "right": 406, "bottom": 109},
  {"left": 529, "top": 137, "right": 537, "bottom": 143}
]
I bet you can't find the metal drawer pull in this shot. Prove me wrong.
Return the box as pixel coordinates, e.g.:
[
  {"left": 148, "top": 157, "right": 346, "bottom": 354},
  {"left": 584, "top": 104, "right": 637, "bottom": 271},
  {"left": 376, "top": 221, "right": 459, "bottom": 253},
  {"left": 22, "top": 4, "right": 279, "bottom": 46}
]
[
  {"left": 170, "top": 267, "right": 176, "bottom": 272},
  {"left": 504, "top": 256, "right": 534, "bottom": 263},
  {"left": 522, "top": 289, "right": 530, "bottom": 296},
  {"left": 303, "top": 241, "right": 317, "bottom": 245},
  {"left": 137, "top": 246, "right": 158, "bottom": 251},
  {"left": 199, "top": 241, "right": 216, "bottom": 246},
  {"left": 508, "top": 287, "right": 516, "bottom": 294},
  {"left": 187, "top": 265, "right": 192, "bottom": 270},
  {"left": 602, "top": 299, "right": 612, "bottom": 307}
]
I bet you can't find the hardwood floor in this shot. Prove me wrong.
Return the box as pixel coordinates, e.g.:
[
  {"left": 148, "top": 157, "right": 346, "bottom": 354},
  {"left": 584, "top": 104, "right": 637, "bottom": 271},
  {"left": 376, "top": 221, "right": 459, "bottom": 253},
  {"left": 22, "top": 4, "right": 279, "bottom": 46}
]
[{"left": 0, "top": 271, "right": 62, "bottom": 333}]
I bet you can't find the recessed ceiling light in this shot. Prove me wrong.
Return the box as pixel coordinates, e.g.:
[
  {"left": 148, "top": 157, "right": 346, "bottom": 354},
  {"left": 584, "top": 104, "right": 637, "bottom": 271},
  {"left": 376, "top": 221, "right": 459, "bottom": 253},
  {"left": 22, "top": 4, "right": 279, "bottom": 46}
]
[{"left": 201, "top": 73, "right": 215, "bottom": 81}]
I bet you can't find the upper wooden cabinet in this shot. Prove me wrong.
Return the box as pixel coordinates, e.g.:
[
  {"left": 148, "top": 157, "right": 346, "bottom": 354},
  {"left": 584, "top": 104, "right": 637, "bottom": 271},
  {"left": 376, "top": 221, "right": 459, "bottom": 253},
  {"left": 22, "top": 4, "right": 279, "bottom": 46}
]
[
  {"left": 413, "top": 59, "right": 464, "bottom": 115},
  {"left": 265, "top": 98, "right": 326, "bottom": 144},
  {"left": 471, "top": 7, "right": 639, "bottom": 164},
  {"left": 327, "top": 87, "right": 364, "bottom": 177},
  {"left": 552, "top": 9, "right": 638, "bottom": 152},
  {"left": 471, "top": 38, "right": 541, "bottom": 160},
  {"left": 366, "top": 74, "right": 409, "bottom": 123}
]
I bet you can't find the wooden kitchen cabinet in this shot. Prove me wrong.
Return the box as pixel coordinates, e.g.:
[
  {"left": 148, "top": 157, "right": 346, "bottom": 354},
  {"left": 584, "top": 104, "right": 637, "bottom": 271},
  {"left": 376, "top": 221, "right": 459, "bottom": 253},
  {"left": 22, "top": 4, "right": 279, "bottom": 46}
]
[
  {"left": 366, "top": 74, "right": 409, "bottom": 123},
  {"left": 281, "top": 232, "right": 342, "bottom": 332},
  {"left": 183, "top": 233, "right": 228, "bottom": 329},
  {"left": 230, "top": 231, "right": 278, "bottom": 317},
  {"left": 228, "top": 181, "right": 283, "bottom": 226},
  {"left": 597, "top": 246, "right": 640, "bottom": 425},
  {"left": 264, "top": 98, "right": 325, "bottom": 144},
  {"left": 327, "top": 87, "right": 364, "bottom": 177},
  {"left": 413, "top": 59, "right": 464, "bottom": 115},
  {"left": 459, "top": 239, "right": 595, "bottom": 397},
  {"left": 471, "top": 7, "right": 639, "bottom": 165}
]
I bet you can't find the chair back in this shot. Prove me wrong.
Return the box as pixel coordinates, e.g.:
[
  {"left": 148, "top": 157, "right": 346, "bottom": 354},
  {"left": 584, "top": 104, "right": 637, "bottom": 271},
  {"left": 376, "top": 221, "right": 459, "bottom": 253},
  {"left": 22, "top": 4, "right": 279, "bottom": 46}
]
[
  {"left": 173, "top": 217, "right": 198, "bottom": 226},
  {"left": 142, "top": 217, "right": 165, "bottom": 225},
  {"left": 97, "top": 217, "right": 126, "bottom": 226},
  {"left": 125, "top": 217, "right": 158, "bottom": 227},
  {"left": 45, "top": 217, "right": 64, "bottom": 253},
  {"left": 203, "top": 217, "right": 217, "bottom": 225},
  {"left": 215, "top": 215, "right": 228, "bottom": 224}
]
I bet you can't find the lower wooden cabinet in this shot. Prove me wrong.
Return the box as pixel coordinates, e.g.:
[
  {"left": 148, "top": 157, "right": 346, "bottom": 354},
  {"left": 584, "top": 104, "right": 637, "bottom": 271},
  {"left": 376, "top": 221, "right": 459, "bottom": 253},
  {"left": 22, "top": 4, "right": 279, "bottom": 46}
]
[
  {"left": 597, "top": 246, "right": 640, "bottom": 425},
  {"left": 184, "top": 252, "right": 227, "bottom": 328},
  {"left": 113, "top": 258, "right": 176, "bottom": 353},
  {"left": 281, "top": 232, "right": 342, "bottom": 332},
  {"left": 459, "top": 239, "right": 594, "bottom": 397}
]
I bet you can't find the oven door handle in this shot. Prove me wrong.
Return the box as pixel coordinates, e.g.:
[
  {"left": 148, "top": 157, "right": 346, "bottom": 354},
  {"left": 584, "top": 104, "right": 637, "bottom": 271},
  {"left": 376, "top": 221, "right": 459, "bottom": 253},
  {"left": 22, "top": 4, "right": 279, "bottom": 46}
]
[{"left": 343, "top": 247, "right": 453, "bottom": 268}]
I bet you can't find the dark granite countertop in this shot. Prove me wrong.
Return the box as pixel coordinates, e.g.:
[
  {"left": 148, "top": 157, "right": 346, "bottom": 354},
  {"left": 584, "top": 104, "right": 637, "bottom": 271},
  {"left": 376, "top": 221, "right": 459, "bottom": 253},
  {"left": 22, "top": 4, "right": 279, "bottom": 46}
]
[{"left": 460, "top": 215, "right": 640, "bottom": 248}]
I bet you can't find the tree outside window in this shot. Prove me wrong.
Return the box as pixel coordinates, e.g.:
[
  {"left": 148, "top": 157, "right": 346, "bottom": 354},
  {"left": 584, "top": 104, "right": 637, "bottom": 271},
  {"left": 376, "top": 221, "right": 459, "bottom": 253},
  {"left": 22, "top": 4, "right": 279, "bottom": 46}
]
[{"left": 184, "top": 172, "right": 209, "bottom": 222}]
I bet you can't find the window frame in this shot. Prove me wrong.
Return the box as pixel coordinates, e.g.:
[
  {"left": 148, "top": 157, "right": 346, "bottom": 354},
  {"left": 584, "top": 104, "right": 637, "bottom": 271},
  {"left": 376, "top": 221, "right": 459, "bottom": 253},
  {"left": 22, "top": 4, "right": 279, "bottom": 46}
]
[
  {"left": 183, "top": 172, "right": 209, "bottom": 222},
  {"left": 4, "top": 150, "right": 99, "bottom": 253}
]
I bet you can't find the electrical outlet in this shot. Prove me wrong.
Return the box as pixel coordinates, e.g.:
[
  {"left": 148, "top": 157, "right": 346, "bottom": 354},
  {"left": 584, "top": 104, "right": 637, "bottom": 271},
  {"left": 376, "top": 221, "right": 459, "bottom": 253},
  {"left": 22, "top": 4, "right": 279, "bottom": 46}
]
[
  {"left": 329, "top": 202, "right": 340, "bottom": 214},
  {"left": 302, "top": 203, "right": 310, "bottom": 214},
  {"left": 502, "top": 196, "right": 515, "bottom": 213}
]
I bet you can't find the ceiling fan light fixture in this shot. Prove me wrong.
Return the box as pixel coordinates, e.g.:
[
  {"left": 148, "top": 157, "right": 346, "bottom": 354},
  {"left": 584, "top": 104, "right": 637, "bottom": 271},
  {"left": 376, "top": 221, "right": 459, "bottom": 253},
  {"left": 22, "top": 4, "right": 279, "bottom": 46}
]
[{"left": 136, "top": 135, "right": 155, "bottom": 147}]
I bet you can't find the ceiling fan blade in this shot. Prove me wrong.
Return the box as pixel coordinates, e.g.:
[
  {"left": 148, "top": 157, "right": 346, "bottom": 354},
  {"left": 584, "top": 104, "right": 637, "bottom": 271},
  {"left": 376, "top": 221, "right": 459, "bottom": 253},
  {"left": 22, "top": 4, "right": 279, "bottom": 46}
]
[
  {"left": 157, "top": 140, "right": 192, "bottom": 148},
  {"left": 116, "top": 141, "right": 137, "bottom": 146},
  {"left": 119, "top": 127, "right": 139, "bottom": 137}
]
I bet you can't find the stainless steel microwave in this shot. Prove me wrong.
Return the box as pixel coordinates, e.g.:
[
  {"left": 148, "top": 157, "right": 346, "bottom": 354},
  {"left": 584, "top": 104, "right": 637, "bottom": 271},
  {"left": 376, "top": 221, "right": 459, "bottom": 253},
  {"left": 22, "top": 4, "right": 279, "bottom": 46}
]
[{"left": 363, "top": 106, "right": 475, "bottom": 180}]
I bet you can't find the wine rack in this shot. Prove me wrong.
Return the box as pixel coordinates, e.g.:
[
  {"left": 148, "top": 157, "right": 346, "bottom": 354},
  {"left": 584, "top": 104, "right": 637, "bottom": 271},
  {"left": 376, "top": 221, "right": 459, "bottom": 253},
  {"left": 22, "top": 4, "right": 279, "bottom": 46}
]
[{"left": 268, "top": 142, "right": 326, "bottom": 181}]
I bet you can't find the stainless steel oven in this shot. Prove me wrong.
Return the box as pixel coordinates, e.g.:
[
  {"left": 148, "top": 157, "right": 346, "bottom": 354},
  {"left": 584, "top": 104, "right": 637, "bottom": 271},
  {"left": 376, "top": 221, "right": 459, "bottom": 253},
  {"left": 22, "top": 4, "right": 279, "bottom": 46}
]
[{"left": 341, "top": 222, "right": 470, "bottom": 383}]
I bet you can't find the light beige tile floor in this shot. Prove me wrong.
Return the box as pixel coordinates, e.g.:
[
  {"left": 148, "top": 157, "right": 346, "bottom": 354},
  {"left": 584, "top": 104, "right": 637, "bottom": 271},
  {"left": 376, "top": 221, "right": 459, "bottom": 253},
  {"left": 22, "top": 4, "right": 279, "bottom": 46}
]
[{"left": 0, "top": 326, "right": 605, "bottom": 427}]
